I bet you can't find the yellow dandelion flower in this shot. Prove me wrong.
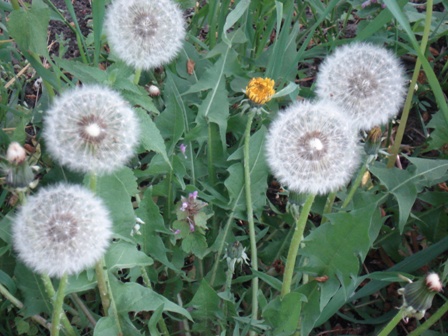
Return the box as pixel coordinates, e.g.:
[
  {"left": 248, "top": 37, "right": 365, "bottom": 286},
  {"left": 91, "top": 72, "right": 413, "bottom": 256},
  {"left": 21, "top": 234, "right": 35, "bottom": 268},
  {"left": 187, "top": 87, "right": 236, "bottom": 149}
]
[{"left": 245, "top": 77, "right": 275, "bottom": 105}]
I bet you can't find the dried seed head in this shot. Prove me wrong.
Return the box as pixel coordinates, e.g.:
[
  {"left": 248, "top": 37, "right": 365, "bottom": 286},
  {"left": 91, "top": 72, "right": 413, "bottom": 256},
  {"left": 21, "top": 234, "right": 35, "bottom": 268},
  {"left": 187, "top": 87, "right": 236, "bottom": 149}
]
[
  {"left": 12, "top": 184, "right": 112, "bottom": 277},
  {"left": 266, "top": 100, "right": 360, "bottom": 195},
  {"left": 6, "top": 142, "right": 27, "bottom": 165},
  {"left": 104, "top": 0, "right": 185, "bottom": 70},
  {"left": 316, "top": 43, "right": 406, "bottom": 130},
  {"left": 43, "top": 85, "right": 140, "bottom": 175}
]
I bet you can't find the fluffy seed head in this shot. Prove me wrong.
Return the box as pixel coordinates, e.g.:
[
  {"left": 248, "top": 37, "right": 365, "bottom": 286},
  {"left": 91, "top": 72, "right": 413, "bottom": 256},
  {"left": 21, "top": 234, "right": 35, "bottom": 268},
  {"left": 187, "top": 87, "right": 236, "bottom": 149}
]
[
  {"left": 12, "top": 184, "right": 112, "bottom": 277},
  {"left": 315, "top": 42, "right": 406, "bottom": 130},
  {"left": 426, "top": 273, "right": 443, "bottom": 292},
  {"left": 266, "top": 100, "right": 360, "bottom": 195},
  {"left": 43, "top": 85, "right": 140, "bottom": 175},
  {"left": 245, "top": 77, "right": 275, "bottom": 105},
  {"left": 104, "top": 0, "right": 185, "bottom": 70},
  {"left": 6, "top": 142, "right": 27, "bottom": 165}
]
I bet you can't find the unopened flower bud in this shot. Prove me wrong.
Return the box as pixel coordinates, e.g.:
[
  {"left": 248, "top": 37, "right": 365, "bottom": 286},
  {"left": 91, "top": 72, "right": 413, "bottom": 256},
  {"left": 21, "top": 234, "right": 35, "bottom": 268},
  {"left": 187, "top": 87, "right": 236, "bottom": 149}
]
[
  {"left": 364, "top": 126, "right": 383, "bottom": 156},
  {"left": 147, "top": 85, "right": 161, "bottom": 97},
  {"left": 6, "top": 142, "right": 27, "bottom": 165}
]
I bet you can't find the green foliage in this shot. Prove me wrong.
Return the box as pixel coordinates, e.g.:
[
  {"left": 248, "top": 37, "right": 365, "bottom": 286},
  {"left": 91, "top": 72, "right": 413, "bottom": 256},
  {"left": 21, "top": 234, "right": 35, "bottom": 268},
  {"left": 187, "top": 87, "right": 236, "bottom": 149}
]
[{"left": 1, "top": 0, "right": 447, "bottom": 335}]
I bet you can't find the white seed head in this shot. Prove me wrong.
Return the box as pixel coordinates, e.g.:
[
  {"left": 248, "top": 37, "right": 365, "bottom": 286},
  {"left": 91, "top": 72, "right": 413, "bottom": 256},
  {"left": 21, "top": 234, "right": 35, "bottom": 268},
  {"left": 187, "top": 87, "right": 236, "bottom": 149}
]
[
  {"left": 266, "top": 100, "right": 361, "bottom": 195},
  {"left": 6, "top": 142, "right": 27, "bottom": 165},
  {"left": 426, "top": 273, "right": 443, "bottom": 292},
  {"left": 43, "top": 85, "right": 140, "bottom": 175},
  {"left": 104, "top": 0, "right": 185, "bottom": 70},
  {"left": 12, "top": 184, "right": 112, "bottom": 278},
  {"left": 315, "top": 42, "right": 407, "bottom": 130}
]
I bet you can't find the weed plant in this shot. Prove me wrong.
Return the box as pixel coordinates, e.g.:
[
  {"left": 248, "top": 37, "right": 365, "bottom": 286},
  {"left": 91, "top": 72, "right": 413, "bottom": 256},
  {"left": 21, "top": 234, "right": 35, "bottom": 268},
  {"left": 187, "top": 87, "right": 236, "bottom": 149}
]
[{"left": 0, "top": 0, "right": 447, "bottom": 335}]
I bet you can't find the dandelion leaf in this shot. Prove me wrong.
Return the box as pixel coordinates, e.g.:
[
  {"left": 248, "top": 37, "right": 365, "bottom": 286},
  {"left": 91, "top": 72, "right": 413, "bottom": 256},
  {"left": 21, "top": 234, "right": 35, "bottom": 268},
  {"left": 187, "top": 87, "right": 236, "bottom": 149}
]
[
  {"left": 94, "top": 167, "right": 137, "bottom": 238},
  {"left": 224, "top": 127, "right": 269, "bottom": 219},
  {"left": 425, "top": 110, "right": 448, "bottom": 151},
  {"left": 7, "top": 0, "right": 50, "bottom": 56},
  {"left": 369, "top": 158, "right": 448, "bottom": 232},
  {"left": 105, "top": 241, "right": 153, "bottom": 271}
]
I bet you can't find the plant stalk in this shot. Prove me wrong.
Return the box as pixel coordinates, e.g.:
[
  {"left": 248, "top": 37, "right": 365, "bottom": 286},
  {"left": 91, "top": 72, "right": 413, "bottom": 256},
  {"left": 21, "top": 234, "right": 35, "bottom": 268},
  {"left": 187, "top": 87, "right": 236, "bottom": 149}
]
[
  {"left": 281, "top": 193, "right": 315, "bottom": 298},
  {"left": 387, "top": 0, "right": 433, "bottom": 168},
  {"left": 243, "top": 110, "right": 259, "bottom": 330},
  {"left": 377, "top": 308, "right": 404, "bottom": 336},
  {"left": 51, "top": 273, "right": 68, "bottom": 336}
]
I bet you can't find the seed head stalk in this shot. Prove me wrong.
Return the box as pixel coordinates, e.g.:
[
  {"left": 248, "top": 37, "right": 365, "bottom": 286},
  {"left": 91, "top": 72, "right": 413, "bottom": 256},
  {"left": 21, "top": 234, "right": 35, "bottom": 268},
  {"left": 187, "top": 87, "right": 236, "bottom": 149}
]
[
  {"left": 281, "top": 193, "right": 315, "bottom": 298},
  {"left": 244, "top": 109, "right": 259, "bottom": 332}
]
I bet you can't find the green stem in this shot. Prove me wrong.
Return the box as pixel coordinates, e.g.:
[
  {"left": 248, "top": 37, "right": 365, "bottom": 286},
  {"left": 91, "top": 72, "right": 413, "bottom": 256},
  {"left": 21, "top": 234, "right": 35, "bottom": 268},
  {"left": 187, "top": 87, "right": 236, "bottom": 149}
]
[
  {"left": 342, "top": 163, "right": 368, "bottom": 209},
  {"left": 94, "top": 258, "right": 110, "bottom": 315},
  {"left": 377, "top": 308, "right": 404, "bottom": 336},
  {"left": 51, "top": 273, "right": 68, "bottom": 336},
  {"left": 41, "top": 275, "right": 76, "bottom": 336},
  {"left": 134, "top": 68, "right": 142, "bottom": 85},
  {"left": 387, "top": 0, "right": 432, "bottom": 168},
  {"left": 10, "top": 0, "right": 20, "bottom": 10},
  {"left": 243, "top": 110, "right": 259, "bottom": 330},
  {"left": 281, "top": 193, "right": 315, "bottom": 298},
  {"left": 408, "top": 299, "right": 448, "bottom": 336},
  {"left": 207, "top": 123, "right": 217, "bottom": 187},
  {"left": 321, "top": 192, "right": 337, "bottom": 224}
]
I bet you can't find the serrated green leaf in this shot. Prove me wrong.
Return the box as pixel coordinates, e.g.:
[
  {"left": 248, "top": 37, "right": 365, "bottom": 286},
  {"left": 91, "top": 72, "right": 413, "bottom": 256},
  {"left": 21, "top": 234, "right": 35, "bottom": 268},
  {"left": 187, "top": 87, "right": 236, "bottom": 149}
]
[
  {"left": 187, "top": 279, "right": 221, "bottom": 319},
  {"left": 7, "top": 0, "right": 50, "bottom": 55},
  {"left": 182, "top": 233, "right": 208, "bottom": 259},
  {"left": 14, "top": 263, "right": 51, "bottom": 317},
  {"left": 93, "top": 167, "right": 137, "bottom": 238},
  {"left": 262, "top": 292, "right": 305, "bottom": 334},
  {"left": 301, "top": 205, "right": 375, "bottom": 290},
  {"left": 65, "top": 271, "right": 96, "bottom": 295},
  {"left": 105, "top": 241, "right": 153, "bottom": 271},
  {"left": 56, "top": 58, "right": 107, "bottom": 83},
  {"left": 224, "top": 127, "right": 269, "bottom": 219},
  {"left": 135, "top": 188, "right": 178, "bottom": 271},
  {"left": 369, "top": 158, "right": 448, "bottom": 232},
  {"left": 136, "top": 109, "right": 170, "bottom": 166},
  {"left": 111, "top": 277, "right": 192, "bottom": 320}
]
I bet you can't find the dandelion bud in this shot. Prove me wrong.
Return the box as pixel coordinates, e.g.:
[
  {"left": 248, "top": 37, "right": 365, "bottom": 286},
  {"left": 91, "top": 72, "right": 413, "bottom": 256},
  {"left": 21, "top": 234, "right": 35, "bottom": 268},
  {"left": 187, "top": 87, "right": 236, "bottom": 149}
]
[
  {"left": 104, "top": 0, "right": 186, "bottom": 70},
  {"left": 12, "top": 184, "right": 112, "bottom": 278},
  {"left": 266, "top": 100, "right": 360, "bottom": 195},
  {"left": 147, "top": 85, "right": 161, "bottom": 97},
  {"left": 426, "top": 273, "right": 443, "bottom": 292},
  {"left": 316, "top": 43, "right": 406, "bottom": 130},
  {"left": 245, "top": 77, "right": 275, "bottom": 105},
  {"left": 364, "top": 126, "right": 383, "bottom": 156},
  {"left": 225, "top": 241, "right": 249, "bottom": 274},
  {"left": 6, "top": 142, "right": 26, "bottom": 165},
  {"left": 43, "top": 85, "right": 140, "bottom": 175}
]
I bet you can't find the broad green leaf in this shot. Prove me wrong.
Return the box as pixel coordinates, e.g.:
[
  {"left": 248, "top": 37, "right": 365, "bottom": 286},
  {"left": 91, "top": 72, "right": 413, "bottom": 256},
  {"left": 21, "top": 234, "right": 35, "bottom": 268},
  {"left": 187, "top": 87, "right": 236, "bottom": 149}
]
[
  {"left": 252, "top": 269, "right": 282, "bottom": 292},
  {"left": 182, "top": 233, "right": 208, "bottom": 259},
  {"left": 94, "top": 167, "right": 138, "bottom": 238},
  {"left": 262, "top": 292, "right": 305, "bottom": 335},
  {"left": 14, "top": 263, "right": 51, "bottom": 317},
  {"left": 369, "top": 158, "right": 448, "bottom": 232},
  {"left": 136, "top": 109, "right": 170, "bottom": 166},
  {"left": 187, "top": 279, "right": 221, "bottom": 319},
  {"left": 155, "top": 72, "right": 186, "bottom": 154},
  {"left": 222, "top": 0, "right": 250, "bottom": 46},
  {"left": 301, "top": 204, "right": 376, "bottom": 289},
  {"left": 135, "top": 188, "right": 178, "bottom": 271},
  {"left": 94, "top": 315, "right": 141, "bottom": 336},
  {"left": 105, "top": 241, "right": 153, "bottom": 271},
  {"left": 56, "top": 58, "right": 107, "bottom": 84},
  {"left": 7, "top": 0, "right": 50, "bottom": 56},
  {"left": 425, "top": 110, "right": 448, "bottom": 151},
  {"left": 224, "top": 127, "right": 269, "bottom": 219},
  {"left": 112, "top": 277, "right": 192, "bottom": 320},
  {"left": 65, "top": 271, "right": 96, "bottom": 295}
]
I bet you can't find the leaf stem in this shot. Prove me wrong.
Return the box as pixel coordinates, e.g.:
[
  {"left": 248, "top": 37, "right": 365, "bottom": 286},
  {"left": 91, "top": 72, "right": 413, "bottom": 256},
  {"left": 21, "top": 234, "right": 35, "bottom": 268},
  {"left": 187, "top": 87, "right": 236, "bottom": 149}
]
[
  {"left": 281, "top": 193, "right": 315, "bottom": 298},
  {"left": 51, "top": 273, "right": 68, "bottom": 336},
  {"left": 134, "top": 68, "right": 142, "bottom": 85},
  {"left": 387, "top": 0, "right": 432, "bottom": 168},
  {"left": 377, "top": 308, "right": 404, "bottom": 336},
  {"left": 342, "top": 163, "right": 368, "bottom": 209},
  {"left": 243, "top": 110, "right": 259, "bottom": 330}
]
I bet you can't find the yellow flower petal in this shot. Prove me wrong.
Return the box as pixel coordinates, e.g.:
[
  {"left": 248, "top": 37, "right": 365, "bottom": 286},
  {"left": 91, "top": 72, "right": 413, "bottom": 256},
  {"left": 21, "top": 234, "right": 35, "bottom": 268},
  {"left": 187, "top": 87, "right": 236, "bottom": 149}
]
[{"left": 245, "top": 77, "right": 275, "bottom": 105}]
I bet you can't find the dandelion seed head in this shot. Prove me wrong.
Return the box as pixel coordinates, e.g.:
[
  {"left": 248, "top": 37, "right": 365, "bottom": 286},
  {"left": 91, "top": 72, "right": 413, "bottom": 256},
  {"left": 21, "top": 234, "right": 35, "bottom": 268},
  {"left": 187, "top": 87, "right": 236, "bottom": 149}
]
[
  {"left": 315, "top": 43, "right": 406, "bottom": 130},
  {"left": 104, "top": 0, "right": 185, "bottom": 70},
  {"left": 12, "top": 184, "right": 112, "bottom": 278},
  {"left": 266, "top": 100, "right": 360, "bottom": 195},
  {"left": 43, "top": 85, "right": 140, "bottom": 175}
]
